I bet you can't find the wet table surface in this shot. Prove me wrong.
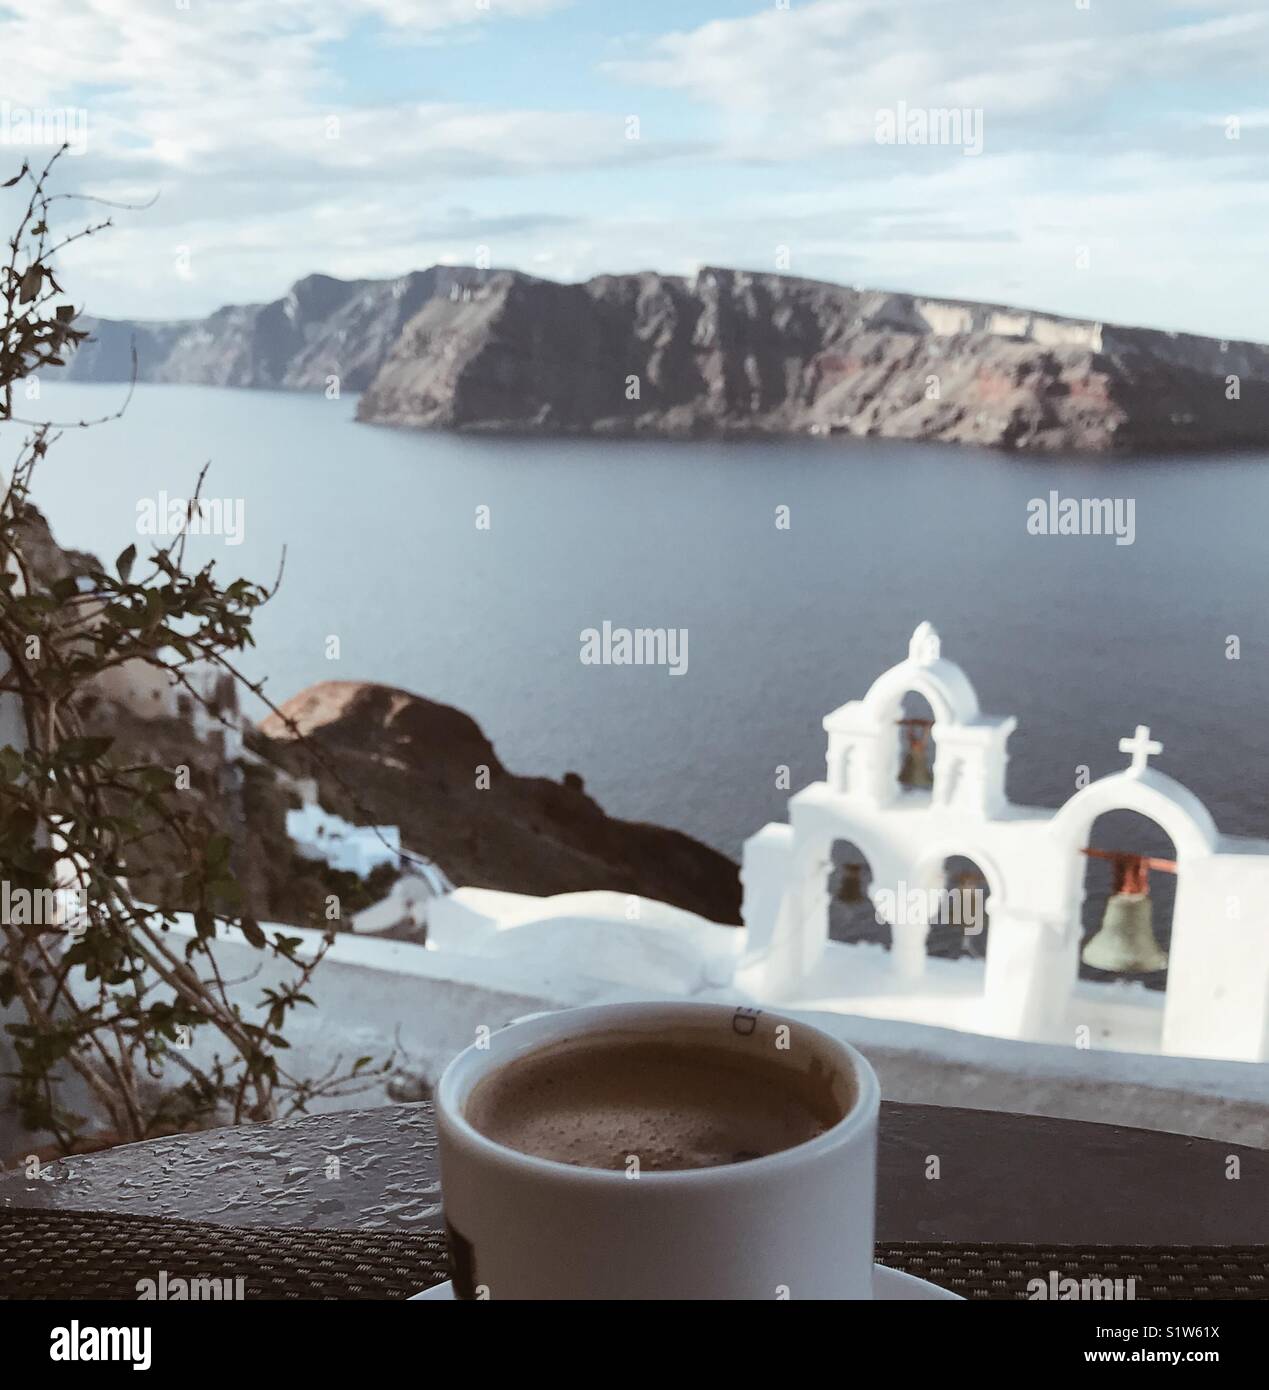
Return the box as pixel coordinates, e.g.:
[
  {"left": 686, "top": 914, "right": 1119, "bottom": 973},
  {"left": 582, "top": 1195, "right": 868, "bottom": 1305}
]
[{"left": 2, "top": 1101, "right": 1266, "bottom": 1244}]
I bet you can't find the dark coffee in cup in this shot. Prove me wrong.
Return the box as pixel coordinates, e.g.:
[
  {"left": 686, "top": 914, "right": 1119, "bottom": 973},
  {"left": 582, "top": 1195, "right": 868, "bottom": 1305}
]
[{"left": 463, "top": 1032, "right": 848, "bottom": 1172}]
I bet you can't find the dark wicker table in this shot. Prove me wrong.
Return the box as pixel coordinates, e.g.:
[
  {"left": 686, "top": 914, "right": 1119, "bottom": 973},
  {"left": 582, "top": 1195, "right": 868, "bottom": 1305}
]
[{"left": 2, "top": 1101, "right": 1266, "bottom": 1299}]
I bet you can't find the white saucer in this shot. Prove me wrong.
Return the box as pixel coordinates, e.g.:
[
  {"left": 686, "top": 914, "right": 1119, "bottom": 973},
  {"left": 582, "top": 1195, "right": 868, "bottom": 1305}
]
[{"left": 409, "top": 1264, "right": 960, "bottom": 1301}]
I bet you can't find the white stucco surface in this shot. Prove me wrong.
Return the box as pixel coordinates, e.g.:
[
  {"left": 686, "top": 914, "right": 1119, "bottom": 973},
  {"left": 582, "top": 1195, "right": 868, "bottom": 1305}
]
[{"left": 287, "top": 803, "right": 402, "bottom": 878}]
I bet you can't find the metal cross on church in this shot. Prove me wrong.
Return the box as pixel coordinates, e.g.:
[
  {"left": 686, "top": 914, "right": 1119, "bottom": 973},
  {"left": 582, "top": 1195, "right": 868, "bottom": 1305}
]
[{"left": 1119, "top": 724, "right": 1163, "bottom": 774}]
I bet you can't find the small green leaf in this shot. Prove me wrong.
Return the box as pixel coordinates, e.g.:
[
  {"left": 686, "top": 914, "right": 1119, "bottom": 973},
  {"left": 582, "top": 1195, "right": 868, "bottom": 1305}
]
[
  {"left": 56, "top": 736, "right": 114, "bottom": 764},
  {"left": 18, "top": 263, "right": 41, "bottom": 303}
]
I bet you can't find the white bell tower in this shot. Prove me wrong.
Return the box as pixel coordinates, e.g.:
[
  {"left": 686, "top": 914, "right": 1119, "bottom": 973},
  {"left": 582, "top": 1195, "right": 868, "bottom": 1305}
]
[{"left": 823, "top": 622, "right": 1015, "bottom": 815}]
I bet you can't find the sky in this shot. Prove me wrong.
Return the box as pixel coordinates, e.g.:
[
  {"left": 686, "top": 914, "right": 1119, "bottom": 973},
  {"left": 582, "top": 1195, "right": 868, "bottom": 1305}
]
[{"left": 1, "top": 0, "right": 1267, "bottom": 339}]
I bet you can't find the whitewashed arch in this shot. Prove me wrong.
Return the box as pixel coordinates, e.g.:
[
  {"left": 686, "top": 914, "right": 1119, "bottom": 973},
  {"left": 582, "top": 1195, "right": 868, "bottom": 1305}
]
[
  {"left": 808, "top": 825, "right": 888, "bottom": 941},
  {"left": 1048, "top": 769, "right": 1218, "bottom": 864},
  {"left": 1049, "top": 768, "right": 1217, "bottom": 944},
  {"left": 860, "top": 657, "right": 980, "bottom": 730},
  {"left": 819, "top": 820, "right": 888, "bottom": 878},
  {"left": 908, "top": 840, "right": 1009, "bottom": 908}
]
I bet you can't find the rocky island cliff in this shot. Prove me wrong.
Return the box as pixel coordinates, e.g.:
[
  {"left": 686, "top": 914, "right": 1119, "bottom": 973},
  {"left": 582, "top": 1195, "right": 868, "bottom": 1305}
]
[
  {"left": 257, "top": 680, "right": 742, "bottom": 926},
  {"left": 64, "top": 266, "right": 1269, "bottom": 453}
]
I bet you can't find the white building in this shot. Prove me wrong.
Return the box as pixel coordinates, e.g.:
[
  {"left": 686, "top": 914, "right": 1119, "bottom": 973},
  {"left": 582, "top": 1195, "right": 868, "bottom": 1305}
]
[
  {"left": 90, "top": 658, "right": 245, "bottom": 762},
  {"left": 286, "top": 803, "right": 402, "bottom": 878}
]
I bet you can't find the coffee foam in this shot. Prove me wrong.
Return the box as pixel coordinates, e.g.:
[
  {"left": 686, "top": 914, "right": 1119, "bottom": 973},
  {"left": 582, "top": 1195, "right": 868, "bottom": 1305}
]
[{"left": 464, "top": 1032, "right": 849, "bottom": 1172}]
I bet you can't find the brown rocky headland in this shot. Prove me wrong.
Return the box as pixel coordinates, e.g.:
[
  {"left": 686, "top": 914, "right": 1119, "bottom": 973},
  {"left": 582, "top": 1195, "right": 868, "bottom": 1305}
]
[{"left": 63, "top": 266, "right": 1269, "bottom": 454}]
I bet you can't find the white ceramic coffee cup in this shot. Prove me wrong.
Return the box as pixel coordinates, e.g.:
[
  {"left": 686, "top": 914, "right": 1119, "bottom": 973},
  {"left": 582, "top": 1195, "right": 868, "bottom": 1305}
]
[{"left": 435, "top": 1001, "right": 880, "bottom": 1300}]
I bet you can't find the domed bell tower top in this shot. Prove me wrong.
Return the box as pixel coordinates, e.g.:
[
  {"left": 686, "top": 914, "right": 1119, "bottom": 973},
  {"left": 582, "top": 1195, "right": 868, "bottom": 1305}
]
[{"left": 822, "top": 623, "right": 1015, "bottom": 815}]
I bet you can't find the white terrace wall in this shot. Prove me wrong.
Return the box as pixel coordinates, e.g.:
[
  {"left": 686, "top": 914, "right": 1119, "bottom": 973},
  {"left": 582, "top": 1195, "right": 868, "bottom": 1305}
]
[{"left": 1161, "top": 848, "right": 1269, "bottom": 1060}]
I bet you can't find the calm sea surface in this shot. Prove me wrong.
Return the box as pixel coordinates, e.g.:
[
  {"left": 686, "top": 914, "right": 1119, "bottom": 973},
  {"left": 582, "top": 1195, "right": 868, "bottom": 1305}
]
[{"left": 16, "top": 383, "right": 1269, "bottom": 861}]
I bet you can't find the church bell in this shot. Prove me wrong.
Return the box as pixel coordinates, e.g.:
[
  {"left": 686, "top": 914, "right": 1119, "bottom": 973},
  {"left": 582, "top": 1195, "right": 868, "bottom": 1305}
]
[
  {"left": 837, "top": 862, "right": 867, "bottom": 904},
  {"left": 1081, "top": 892, "right": 1169, "bottom": 974},
  {"left": 898, "top": 721, "right": 934, "bottom": 789},
  {"left": 1080, "top": 850, "right": 1171, "bottom": 974}
]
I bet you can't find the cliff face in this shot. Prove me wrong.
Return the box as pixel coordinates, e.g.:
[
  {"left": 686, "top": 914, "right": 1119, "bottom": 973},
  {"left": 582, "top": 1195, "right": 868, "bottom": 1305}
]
[
  {"left": 66, "top": 267, "right": 491, "bottom": 392},
  {"left": 259, "top": 682, "right": 742, "bottom": 925},
  {"left": 65, "top": 266, "right": 1269, "bottom": 452}
]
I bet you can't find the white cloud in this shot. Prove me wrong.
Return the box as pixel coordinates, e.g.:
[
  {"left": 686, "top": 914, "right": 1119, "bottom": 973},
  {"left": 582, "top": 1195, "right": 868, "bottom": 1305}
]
[
  {"left": 606, "top": 0, "right": 1269, "bottom": 150},
  {"left": 1, "top": 0, "right": 1267, "bottom": 338},
  {"left": 0, "top": 0, "right": 639, "bottom": 314},
  {"left": 361, "top": 0, "right": 567, "bottom": 29}
]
